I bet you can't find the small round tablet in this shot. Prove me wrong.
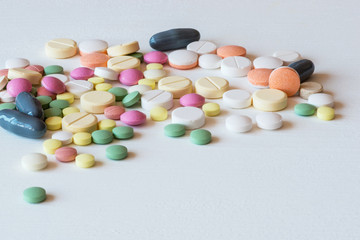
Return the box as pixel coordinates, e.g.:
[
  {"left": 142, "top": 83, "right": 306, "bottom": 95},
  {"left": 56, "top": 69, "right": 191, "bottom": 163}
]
[
  {"left": 225, "top": 115, "right": 253, "bottom": 133},
  {"left": 269, "top": 67, "right": 300, "bottom": 96},
  {"left": 253, "top": 56, "right": 283, "bottom": 69},
  {"left": 141, "top": 89, "right": 173, "bottom": 110},
  {"left": 256, "top": 112, "right": 283, "bottom": 130},
  {"left": 55, "top": 147, "right": 77, "bottom": 162},
  {"left": 299, "top": 81, "right": 323, "bottom": 100},
  {"left": 78, "top": 39, "right": 108, "bottom": 55},
  {"left": 202, "top": 103, "right": 220, "bottom": 117},
  {"left": 128, "top": 84, "right": 152, "bottom": 94},
  {"left": 75, "top": 154, "right": 95, "bottom": 168},
  {"left": 106, "top": 145, "right": 128, "bottom": 160},
  {"left": 272, "top": 50, "right": 301, "bottom": 65},
  {"left": 21, "top": 153, "right": 48, "bottom": 171},
  {"left": 5, "top": 58, "right": 30, "bottom": 69},
  {"left": 190, "top": 129, "right": 212, "bottom": 145},
  {"left": 198, "top": 54, "right": 222, "bottom": 69},
  {"left": 171, "top": 106, "right": 205, "bottom": 129},
  {"left": 187, "top": 41, "right": 217, "bottom": 55},
  {"left": 317, "top": 106, "right": 335, "bottom": 121},
  {"left": 294, "top": 103, "right": 316, "bottom": 116},
  {"left": 23, "top": 187, "right": 47, "bottom": 204},
  {"left": 112, "top": 126, "right": 134, "bottom": 139},
  {"left": 221, "top": 56, "right": 252, "bottom": 77},
  {"left": 252, "top": 89, "right": 287, "bottom": 112},
  {"left": 164, "top": 124, "right": 186, "bottom": 137},
  {"left": 168, "top": 50, "right": 198, "bottom": 70},
  {"left": 308, "top": 93, "right": 334, "bottom": 108},
  {"left": 223, "top": 89, "right": 252, "bottom": 109}
]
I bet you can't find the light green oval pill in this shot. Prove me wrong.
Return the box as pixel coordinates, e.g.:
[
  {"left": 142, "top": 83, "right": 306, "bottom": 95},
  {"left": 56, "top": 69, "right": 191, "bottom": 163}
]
[
  {"left": 23, "top": 187, "right": 47, "bottom": 203},
  {"left": 36, "top": 96, "right": 53, "bottom": 109},
  {"left": 91, "top": 130, "right": 114, "bottom": 144},
  {"left": 164, "top": 124, "right": 186, "bottom": 137},
  {"left": 127, "top": 52, "right": 144, "bottom": 62},
  {"left": 106, "top": 145, "right": 128, "bottom": 160},
  {"left": 49, "top": 99, "right": 70, "bottom": 109},
  {"left": 190, "top": 129, "right": 212, "bottom": 145},
  {"left": 0, "top": 102, "right": 16, "bottom": 110},
  {"left": 108, "top": 87, "right": 128, "bottom": 101},
  {"left": 122, "top": 91, "right": 141, "bottom": 107},
  {"left": 112, "top": 126, "right": 134, "bottom": 139},
  {"left": 44, "top": 107, "right": 62, "bottom": 118},
  {"left": 294, "top": 103, "right": 316, "bottom": 116},
  {"left": 44, "top": 65, "right": 63, "bottom": 75}
]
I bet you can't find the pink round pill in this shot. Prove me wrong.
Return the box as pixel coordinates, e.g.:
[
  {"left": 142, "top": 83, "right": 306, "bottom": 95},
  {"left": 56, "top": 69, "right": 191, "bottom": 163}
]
[
  {"left": 37, "top": 86, "right": 56, "bottom": 100},
  {"left": 0, "top": 69, "right": 9, "bottom": 77},
  {"left": 25, "top": 65, "right": 44, "bottom": 74},
  {"left": 119, "top": 69, "right": 144, "bottom": 86},
  {"left": 41, "top": 76, "right": 66, "bottom": 94},
  {"left": 179, "top": 93, "right": 205, "bottom": 107},
  {"left": 120, "top": 110, "right": 146, "bottom": 126},
  {"left": 70, "top": 67, "right": 94, "bottom": 80},
  {"left": 144, "top": 51, "right": 168, "bottom": 64},
  {"left": 55, "top": 147, "right": 77, "bottom": 162},
  {"left": 104, "top": 106, "right": 125, "bottom": 120},
  {"left": 6, "top": 78, "right": 32, "bottom": 97}
]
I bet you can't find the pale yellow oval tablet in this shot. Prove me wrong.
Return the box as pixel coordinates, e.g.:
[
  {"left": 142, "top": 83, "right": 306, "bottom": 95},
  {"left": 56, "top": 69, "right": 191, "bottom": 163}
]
[
  {"left": 76, "top": 154, "right": 95, "bottom": 168},
  {"left": 195, "top": 76, "right": 229, "bottom": 99},
  {"left": 202, "top": 103, "right": 220, "bottom": 116},
  {"left": 138, "top": 79, "right": 156, "bottom": 89},
  {"left": 7, "top": 68, "right": 42, "bottom": 85},
  {"left": 43, "top": 139, "right": 62, "bottom": 154},
  {"left": 158, "top": 76, "right": 192, "bottom": 99},
  {"left": 80, "top": 91, "right": 115, "bottom": 113},
  {"left": 62, "top": 107, "right": 80, "bottom": 116},
  {"left": 57, "top": 92, "right": 74, "bottom": 104},
  {"left": 146, "top": 63, "right": 163, "bottom": 70},
  {"left": 45, "top": 38, "right": 77, "bottom": 59},
  {"left": 73, "top": 132, "right": 92, "bottom": 145},
  {"left": 88, "top": 77, "right": 105, "bottom": 86},
  {"left": 45, "top": 116, "right": 62, "bottom": 131},
  {"left": 107, "top": 41, "right": 140, "bottom": 57},
  {"left": 98, "top": 119, "right": 116, "bottom": 131},
  {"left": 252, "top": 89, "right": 287, "bottom": 112},
  {"left": 317, "top": 106, "right": 335, "bottom": 121},
  {"left": 150, "top": 106, "right": 168, "bottom": 121},
  {"left": 95, "top": 83, "right": 112, "bottom": 91},
  {"left": 62, "top": 112, "right": 98, "bottom": 133},
  {"left": 107, "top": 56, "right": 140, "bottom": 73}
]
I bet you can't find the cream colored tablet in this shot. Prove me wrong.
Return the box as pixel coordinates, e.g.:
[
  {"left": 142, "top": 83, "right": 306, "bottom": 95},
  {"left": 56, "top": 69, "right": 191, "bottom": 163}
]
[
  {"left": 195, "top": 76, "right": 229, "bottom": 99},
  {"left": 187, "top": 41, "right": 217, "bottom": 55},
  {"left": 300, "top": 81, "right": 323, "bottom": 99},
  {"left": 94, "top": 67, "right": 118, "bottom": 81},
  {"left": 223, "top": 89, "right": 252, "bottom": 109},
  {"left": 80, "top": 91, "right": 115, "bottom": 113},
  {"left": 158, "top": 76, "right": 192, "bottom": 99},
  {"left": 62, "top": 112, "right": 98, "bottom": 133},
  {"left": 21, "top": 153, "right": 48, "bottom": 171},
  {"left": 107, "top": 56, "right": 140, "bottom": 73},
  {"left": 252, "top": 89, "right": 287, "bottom": 112},
  {"left": 65, "top": 80, "right": 94, "bottom": 98},
  {"left": 45, "top": 38, "right": 77, "bottom": 59},
  {"left": 171, "top": 107, "right": 205, "bottom": 130},
  {"left": 107, "top": 41, "right": 140, "bottom": 57},
  {"left": 7, "top": 68, "right": 42, "bottom": 85},
  {"left": 221, "top": 56, "right": 252, "bottom": 77},
  {"left": 143, "top": 69, "right": 166, "bottom": 82}
]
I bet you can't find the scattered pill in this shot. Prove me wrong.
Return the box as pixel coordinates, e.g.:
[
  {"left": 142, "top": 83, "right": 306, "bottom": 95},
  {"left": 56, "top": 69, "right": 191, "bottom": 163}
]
[
  {"left": 44, "top": 107, "right": 62, "bottom": 118},
  {"left": 80, "top": 52, "right": 109, "bottom": 69},
  {"left": 112, "top": 126, "right": 134, "bottom": 139},
  {"left": 43, "top": 139, "right": 62, "bottom": 154},
  {"left": 269, "top": 66, "right": 300, "bottom": 96},
  {"left": 164, "top": 123, "right": 186, "bottom": 137},
  {"left": 107, "top": 41, "right": 140, "bottom": 57},
  {"left": 70, "top": 67, "right": 94, "bottom": 80},
  {"left": 172, "top": 106, "right": 205, "bottom": 129},
  {"left": 94, "top": 67, "right": 118, "bottom": 81},
  {"left": 122, "top": 91, "right": 141, "bottom": 107},
  {"left": 23, "top": 187, "right": 47, "bottom": 204},
  {"left": 120, "top": 110, "right": 146, "bottom": 126},
  {"left": 92, "top": 129, "right": 114, "bottom": 144},
  {"left": 141, "top": 89, "right": 173, "bottom": 110},
  {"left": 78, "top": 39, "right": 108, "bottom": 55},
  {"left": 108, "top": 87, "right": 128, "bottom": 101},
  {"left": 144, "top": 51, "right": 168, "bottom": 64},
  {"left": 253, "top": 56, "right": 283, "bottom": 69},
  {"left": 252, "top": 89, "right": 287, "bottom": 112},
  {"left": 202, "top": 103, "right": 220, "bottom": 117},
  {"left": 52, "top": 131, "right": 73, "bottom": 145},
  {"left": 75, "top": 154, "right": 95, "bottom": 168},
  {"left": 25, "top": 65, "right": 44, "bottom": 74},
  {"left": 16, "top": 92, "right": 44, "bottom": 119},
  {"left": 256, "top": 112, "right": 283, "bottom": 130},
  {"left": 0, "top": 102, "right": 16, "bottom": 110},
  {"left": 57, "top": 92, "right": 75, "bottom": 104},
  {"left": 0, "top": 75, "right": 8, "bottom": 91},
  {"left": 119, "top": 68, "right": 144, "bottom": 86},
  {"left": 158, "top": 76, "right": 192, "bottom": 99},
  {"left": 317, "top": 106, "right": 335, "bottom": 121},
  {"left": 294, "top": 103, "right": 316, "bottom": 116},
  {"left": 49, "top": 99, "right": 70, "bottom": 110},
  {"left": 138, "top": 78, "right": 156, "bottom": 89},
  {"left": 0, "top": 69, "right": 8, "bottom": 76},
  {"left": 150, "top": 106, "right": 168, "bottom": 121},
  {"left": 226, "top": 115, "right": 253, "bottom": 133},
  {"left": 272, "top": 50, "right": 301, "bottom": 65},
  {"left": 5, "top": 57, "right": 30, "bottom": 69},
  {"left": 98, "top": 119, "right": 116, "bottom": 131},
  {"left": 45, "top": 116, "right": 62, "bottom": 130},
  {"left": 88, "top": 76, "right": 105, "bottom": 86},
  {"left": 288, "top": 59, "right": 315, "bottom": 82},
  {"left": 45, "top": 38, "right": 77, "bottom": 59},
  {"left": 55, "top": 147, "right": 77, "bottom": 162},
  {"left": 44, "top": 65, "right": 64, "bottom": 75},
  {"left": 223, "top": 89, "right": 252, "bottom": 109},
  {"left": 73, "top": 132, "right": 92, "bottom": 146},
  {"left": 66, "top": 80, "right": 94, "bottom": 98},
  {"left": 187, "top": 40, "right": 216, "bottom": 55},
  {"left": 6, "top": 78, "right": 32, "bottom": 97},
  {"left": 127, "top": 52, "right": 144, "bottom": 62},
  {"left": 81, "top": 91, "right": 115, "bottom": 113},
  {"left": 128, "top": 84, "right": 151, "bottom": 94},
  {"left": 190, "top": 129, "right": 212, "bottom": 145},
  {"left": 106, "top": 145, "right": 128, "bottom": 160},
  {"left": 195, "top": 76, "right": 229, "bottom": 99},
  {"left": 300, "top": 81, "right": 323, "bottom": 99},
  {"left": 42, "top": 76, "right": 66, "bottom": 94},
  {"left": 146, "top": 63, "right": 163, "bottom": 70},
  {"left": 104, "top": 106, "right": 125, "bottom": 120},
  {"left": 247, "top": 68, "right": 273, "bottom": 88},
  {"left": 217, "top": 45, "right": 246, "bottom": 58},
  {"left": 308, "top": 93, "right": 334, "bottom": 107},
  {"left": 95, "top": 83, "right": 112, "bottom": 91},
  {"left": 143, "top": 69, "right": 166, "bottom": 82},
  {"left": 21, "top": 153, "right": 48, "bottom": 171},
  {"left": 0, "top": 90, "right": 15, "bottom": 102},
  {"left": 168, "top": 49, "right": 198, "bottom": 70},
  {"left": 149, "top": 28, "right": 200, "bottom": 51},
  {"left": 107, "top": 56, "right": 140, "bottom": 73},
  {"left": 180, "top": 93, "right": 205, "bottom": 107},
  {"left": 221, "top": 56, "right": 252, "bottom": 77},
  {"left": 62, "top": 112, "right": 98, "bottom": 133},
  {"left": 7, "top": 68, "right": 42, "bottom": 85},
  {"left": 198, "top": 54, "right": 222, "bottom": 69}
]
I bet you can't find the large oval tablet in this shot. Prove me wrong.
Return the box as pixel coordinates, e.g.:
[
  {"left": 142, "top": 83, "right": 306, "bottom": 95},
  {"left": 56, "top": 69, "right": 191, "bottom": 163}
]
[
  {"left": 107, "top": 56, "right": 140, "bottom": 73},
  {"left": 252, "top": 89, "right": 287, "bottom": 112},
  {"left": 62, "top": 112, "right": 98, "bottom": 133},
  {"left": 195, "top": 76, "right": 229, "bottom": 99},
  {"left": 158, "top": 76, "right": 192, "bottom": 98},
  {"left": 45, "top": 38, "right": 77, "bottom": 59},
  {"left": 81, "top": 91, "right": 115, "bottom": 113}
]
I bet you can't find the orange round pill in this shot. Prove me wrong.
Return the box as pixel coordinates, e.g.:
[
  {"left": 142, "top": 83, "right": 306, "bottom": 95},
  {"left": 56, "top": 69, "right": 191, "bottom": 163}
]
[
  {"left": 217, "top": 45, "right": 246, "bottom": 58},
  {"left": 269, "top": 67, "right": 300, "bottom": 96},
  {"left": 80, "top": 53, "right": 109, "bottom": 69},
  {"left": 247, "top": 68, "right": 273, "bottom": 88}
]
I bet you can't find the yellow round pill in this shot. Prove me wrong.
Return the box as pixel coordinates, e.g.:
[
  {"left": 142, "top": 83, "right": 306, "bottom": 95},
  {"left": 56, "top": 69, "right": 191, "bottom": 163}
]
[
  {"left": 43, "top": 139, "right": 62, "bottom": 154},
  {"left": 75, "top": 154, "right": 95, "bottom": 168},
  {"left": 45, "top": 116, "right": 62, "bottom": 130},
  {"left": 146, "top": 63, "right": 163, "bottom": 70},
  {"left": 73, "top": 132, "right": 92, "bottom": 146},
  {"left": 62, "top": 106, "right": 80, "bottom": 116},
  {"left": 202, "top": 103, "right": 220, "bottom": 117},
  {"left": 138, "top": 78, "right": 156, "bottom": 89},
  {"left": 317, "top": 106, "right": 335, "bottom": 121},
  {"left": 56, "top": 92, "right": 75, "bottom": 104},
  {"left": 88, "top": 77, "right": 105, "bottom": 85},
  {"left": 150, "top": 106, "right": 168, "bottom": 121},
  {"left": 95, "top": 83, "right": 113, "bottom": 91},
  {"left": 98, "top": 119, "right": 116, "bottom": 131}
]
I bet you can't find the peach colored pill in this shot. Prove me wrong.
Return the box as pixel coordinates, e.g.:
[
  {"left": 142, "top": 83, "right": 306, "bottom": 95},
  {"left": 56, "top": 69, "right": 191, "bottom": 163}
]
[
  {"left": 55, "top": 147, "right": 77, "bottom": 162},
  {"left": 247, "top": 68, "right": 273, "bottom": 88},
  {"left": 269, "top": 67, "right": 300, "bottom": 97},
  {"left": 0, "top": 69, "right": 8, "bottom": 77},
  {"left": 104, "top": 105, "right": 125, "bottom": 120},
  {"left": 25, "top": 65, "right": 44, "bottom": 75},
  {"left": 80, "top": 52, "right": 109, "bottom": 69},
  {"left": 217, "top": 45, "right": 246, "bottom": 58}
]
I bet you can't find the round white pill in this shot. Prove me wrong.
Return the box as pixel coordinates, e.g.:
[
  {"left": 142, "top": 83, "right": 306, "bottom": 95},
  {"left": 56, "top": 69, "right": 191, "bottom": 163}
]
[
  {"left": 172, "top": 107, "right": 205, "bottom": 129},
  {"left": 52, "top": 131, "right": 73, "bottom": 145},
  {"left": 226, "top": 115, "right": 253, "bottom": 133},
  {"left": 272, "top": 50, "right": 301, "bottom": 65},
  {"left": 308, "top": 93, "right": 334, "bottom": 107},
  {"left": 79, "top": 39, "right": 108, "bottom": 54},
  {"left": 46, "top": 74, "right": 69, "bottom": 83},
  {"left": 168, "top": 50, "right": 198, "bottom": 68},
  {"left": 223, "top": 89, "right": 252, "bottom": 109},
  {"left": 187, "top": 40, "right": 217, "bottom": 55},
  {"left": 256, "top": 112, "right": 283, "bottom": 130},
  {"left": 253, "top": 56, "right": 283, "bottom": 69},
  {"left": 94, "top": 67, "right": 118, "bottom": 81},
  {"left": 21, "top": 153, "right": 48, "bottom": 171},
  {"left": 143, "top": 69, "right": 166, "bottom": 82},
  {"left": 300, "top": 81, "right": 323, "bottom": 100},
  {"left": 0, "top": 90, "right": 15, "bottom": 102},
  {"left": 198, "top": 54, "right": 222, "bottom": 69},
  {"left": 5, "top": 58, "right": 30, "bottom": 69},
  {"left": 65, "top": 80, "right": 94, "bottom": 98},
  {"left": 128, "top": 84, "right": 151, "bottom": 94},
  {"left": 141, "top": 90, "right": 173, "bottom": 110},
  {"left": 221, "top": 56, "right": 252, "bottom": 77}
]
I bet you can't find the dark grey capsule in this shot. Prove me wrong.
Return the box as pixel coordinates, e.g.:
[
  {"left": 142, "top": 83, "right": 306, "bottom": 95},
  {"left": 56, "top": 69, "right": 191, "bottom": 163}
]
[
  {"left": 288, "top": 59, "right": 315, "bottom": 83},
  {"left": 149, "top": 28, "right": 200, "bottom": 51},
  {"left": 0, "top": 109, "right": 47, "bottom": 139},
  {"left": 16, "top": 92, "right": 44, "bottom": 119}
]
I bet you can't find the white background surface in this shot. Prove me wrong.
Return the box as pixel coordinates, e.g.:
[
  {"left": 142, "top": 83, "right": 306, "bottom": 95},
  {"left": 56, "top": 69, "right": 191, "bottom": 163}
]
[{"left": 0, "top": 0, "right": 359, "bottom": 239}]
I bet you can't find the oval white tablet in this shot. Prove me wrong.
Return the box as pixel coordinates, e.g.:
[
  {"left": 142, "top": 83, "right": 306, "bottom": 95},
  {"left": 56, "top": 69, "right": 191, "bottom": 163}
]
[
  {"left": 128, "top": 84, "right": 152, "bottom": 94},
  {"left": 65, "top": 80, "right": 94, "bottom": 98},
  {"left": 308, "top": 93, "right": 334, "bottom": 107},
  {"left": 187, "top": 41, "right": 217, "bottom": 55},
  {"left": 5, "top": 58, "right": 30, "bottom": 69},
  {"left": 273, "top": 50, "right": 301, "bottom": 65},
  {"left": 256, "top": 112, "right": 283, "bottom": 130},
  {"left": 221, "top": 56, "right": 252, "bottom": 77},
  {"left": 79, "top": 39, "right": 108, "bottom": 54},
  {"left": 223, "top": 89, "right": 252, "bottom": 108},
  {"left": 168, "top": 50, "right": 198, "bottom": 66},
  {"left": 143, "top": 69, "right": 166, "bottom": 82},
  {"left": 21, "top": 153, "right": 48, "bottom": 171},
  {"left": 94, "top": 67, "right": 119, "bottom": 81},
  {"left": 141, "top": 90, "right": 173, "bottom": 110},
  {"left": 300, "top": 81, "right": 323, "bottom": 100},
  {"left": 198, "top": 54, "right": 222, "bottom": 69},
  {"left": 253, "top": 56, "right": 283, "bottom": 69},
  {"left": 52, "top": 131, "right": 73, "bottom": 145},
  {"left": 172, "top": 106, "right": 205, "bottom": 129},
  {"left": 46, "top": 74, "right": 69, "bottom": 83},
  {"left": 226, "top": 115, "right": 253, "bottom": 133},
  {"left": 0, "top": 90, "right": 15, "bottom": 102}
]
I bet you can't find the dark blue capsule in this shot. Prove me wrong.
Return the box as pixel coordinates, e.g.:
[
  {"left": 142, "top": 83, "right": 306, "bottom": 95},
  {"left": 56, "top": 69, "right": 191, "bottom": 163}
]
[
  {"left": 288, "top": 59, "right": 315, "bottom": 83},
  {"left": 149, "top": 28, "right": 200, "bottom": 51},
  {"left": 16, "top": 92, "right": 44, "bottom": 119},
  {"left": 0, "top": 109, "right": 47, "bottom": 139}
]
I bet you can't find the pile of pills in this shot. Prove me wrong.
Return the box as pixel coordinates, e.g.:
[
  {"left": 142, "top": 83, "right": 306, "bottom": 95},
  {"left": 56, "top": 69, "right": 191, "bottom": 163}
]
[{"left": 0, "top": 28, "right": 336, "bottom": 203}]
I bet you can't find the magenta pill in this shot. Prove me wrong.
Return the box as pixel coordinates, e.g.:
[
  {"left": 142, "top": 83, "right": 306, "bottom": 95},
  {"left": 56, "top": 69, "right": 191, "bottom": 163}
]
[
  {"left": 6, "top": 78, "right": 32, "bottom": 97},
  {"left": 25, "top": 65, "right": 44, "bottom": 74},
  {"left": 55, "top": 147, "right": 77, "bottom": 162},
  {"left": 41, "top": 76, "right": 66, "bottom": 94},
  {"left": 104, "top": 105, "right": 125, "bottom": 120},
  {"left": 179, "top": 93, "right": 205, "bottom": 107},
  {"left": 144, "top": 51, "right": 168, "bottom": 64},
  {"left": 119, "top": 69, "right": 144, "bottom": 86},
  {"left": 70, "top": 67, "right": 94, "bottom": 80},
  {"left": 120, "top": 110, "right": 146, "bottom": 126}
]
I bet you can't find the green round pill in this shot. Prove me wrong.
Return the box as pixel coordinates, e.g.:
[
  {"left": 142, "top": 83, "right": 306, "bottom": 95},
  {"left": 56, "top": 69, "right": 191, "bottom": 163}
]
[
  {"left": 106, "top": 145, "right": 128, "bottom": 160},
  {"left": 122, "top": 91, "right": 141, "bottom": 107},
  {"left": 49, "top": 99, "right": 70, "bottom": 109},
  {"left": 127, "top": 52, "right": 144, "bottom": 62},
  {"left": 190, "top": 129, "right": 212, "bottom": 145},
  {"left": 112, "top": 126, "right": 134, "bottom": 139},
  {"left": 44, "top": 107, "right": 62, "bottom": 118},
  {"left": 108, "top": 87, "right": 128, "bottom": 101},
  {"left": 23, "top": 186, "right": 47, "bottom": 204},
  {"left": 91, "top": 130, "right": 114, "bottom": 144},
  {"left": 0, "top": 102, "right": 16, "bottom": 110},
  {"left": 164, "top": 124, "right": 186, "bottom": 137},
  {"left": 36, "top": 96, "right": 52, "bottom": 109},
  {"left": 44, "top": 65, "right": 63, "bottom": 75},
  {"left": 294, "top": 103, "right": 316, "bottom": 116}
]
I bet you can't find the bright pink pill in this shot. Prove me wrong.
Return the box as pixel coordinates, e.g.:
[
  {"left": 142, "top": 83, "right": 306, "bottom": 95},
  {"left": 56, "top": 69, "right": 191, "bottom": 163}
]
[
  {"left": 6, "top": 78, "right": 32, "bottom": 97},
  {"left": 119, "top": 68, "right": 144, "bottom": 86},
  {"left": 41, "top": 76, "right": 66, "bottom": 94},
  {"left": 104, "top": 105, "right": 125, "bottom": 120},
  {"left": 25, "top": 65, "right": 44, "bottom": 74},
  {"left": 70, "top": 67, "right": 94, "bottom": 80},
  {"left": 37, "top": 86, "right": 56, "bottom": 100},
  {"left": 120, "top": 110, "right": 146, "bottom": 126},
  {"left": 0, "top": 69, "right": 9, "bottom": 77},
  {"left": 144, "top": 51, "right": 168, "bottom": 64},
  {"left": 180, "top": 93, "right": 205, "bottom": 107},
  {"left": 55, "top": 147, "right": 77, "bottom": 162}
]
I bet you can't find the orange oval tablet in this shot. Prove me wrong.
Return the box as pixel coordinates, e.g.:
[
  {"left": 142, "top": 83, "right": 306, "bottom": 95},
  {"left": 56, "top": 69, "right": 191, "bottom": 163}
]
[
  {"left": 269, "top": 67, "right": 300, "bottom": 96},
  {"left": 247, "top": 68, "right": 273, "bottom": 87},
  {"left": 80, "top": 53, "right": 109, "bottom": 69},
  {"left": 217, "top": 45, "right": 246, "bottom": 58}
]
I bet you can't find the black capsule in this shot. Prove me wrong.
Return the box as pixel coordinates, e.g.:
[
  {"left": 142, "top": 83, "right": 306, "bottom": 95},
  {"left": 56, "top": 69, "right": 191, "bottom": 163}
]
[
  {"left": 0, "top": 109, "right": 47, "bottom": 139},
  {"left": 149, "top": 28, "right": 200, "bottom": 51},
  {"left": 288, "top": 59, "right": 315, "bottom": 83},
  {"left": 16, "top": 92, "right": 44, "bottom": 119}
]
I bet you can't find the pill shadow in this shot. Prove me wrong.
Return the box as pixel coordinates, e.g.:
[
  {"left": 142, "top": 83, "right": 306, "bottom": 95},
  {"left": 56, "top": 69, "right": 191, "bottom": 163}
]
[
  {"left": 334, "top": 114, "right": 343, "bottom": 120},
  {"left": 204, "top": 116, "right": 219, "bottom": 128},
  {"left": 44, "top": 194, "right": 55, "bottom": 203},
  {"left": 132, "top": 132, "right": 142, "bottom": 140},
  {"left": 94, "top": 161, "right": 104, "bottom": 167},
  {"left": 126, "top": 151, "right": 136, "bottom": 160},
  {"left": 210, "top": 136, "right": 220, "bottom": 144},
  {"left": 45, "top": 161, "right": 57, "bottom": 171},
  {"left": 245, "top": 54, "right": 257, "bottom": 62},
  {"left": 281, "top": 121, "right": 293, "bottom": 130},
  {"left": 309, "top": 73, "right": 330, "bottom": 85},
  {"left": 334, "top": 101, "right": 344, "bottom": 110},
  {"left": 286, "top": 98, "right": 298, "bottom": 109}
]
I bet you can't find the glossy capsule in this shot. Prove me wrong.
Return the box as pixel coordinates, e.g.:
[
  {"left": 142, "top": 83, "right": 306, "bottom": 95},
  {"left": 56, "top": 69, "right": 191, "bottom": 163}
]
[
  {"left": 149, "top": 28, "right": 200, "bottom": 51},
  {"left": 288, "top": 59, "right": 315, "bottom": 82},
  {"left": 15, "top": 92, "right": 44, "bottom": 119}
]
